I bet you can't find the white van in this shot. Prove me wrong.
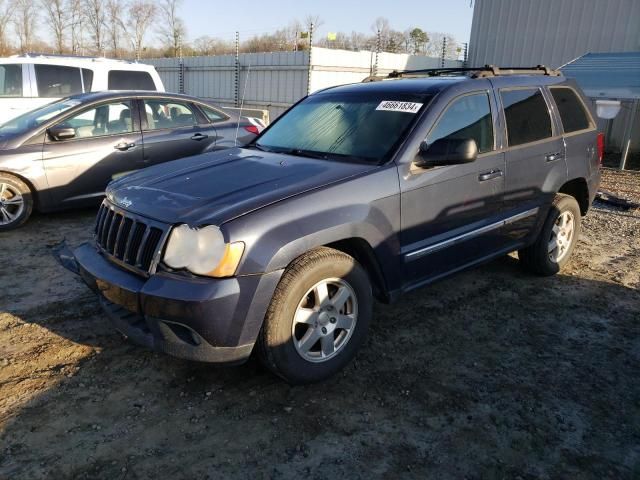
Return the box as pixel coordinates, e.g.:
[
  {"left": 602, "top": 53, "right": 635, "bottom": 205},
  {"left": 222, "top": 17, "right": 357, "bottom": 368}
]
[{"left": 0, "top": 55, "right": 165, "bottom": 124}]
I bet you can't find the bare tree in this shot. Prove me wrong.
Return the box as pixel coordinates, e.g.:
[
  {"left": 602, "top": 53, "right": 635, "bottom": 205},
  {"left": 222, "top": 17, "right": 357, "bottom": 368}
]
[
  {"left": 127, "top": 0, "right": 156, "bottom": 59},
  {"left": 158, "top": 0, "right": 185, "bottom": 57},
  {"left": 425, "top": 32, "right": 458, "bottom": 59},
  {"left": 106, "top": 0, "right": 126, "bottom": 57},
  {"left": 303, "top": 14, "right": 323, "bottom": 33},
  {"left": 41, "top": 0, "right": 68, "bottom": 53},
  {"left": 12, "top": 0, "right": 38, "bottom": 53},
  {"left": 84, "top": 0, "right": 106, "bottom": 54},
  {"left": 0, "top": 0, "right": 13, "bottom": 54},
  {"left": 68, "top": 0, "right": 84, "bottom": 54}
]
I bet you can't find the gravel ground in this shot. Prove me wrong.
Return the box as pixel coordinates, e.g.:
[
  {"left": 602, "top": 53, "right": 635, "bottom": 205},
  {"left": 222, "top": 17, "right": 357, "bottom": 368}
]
[{"left": 0, "top": 170, "right": 639, "bottom": 479}]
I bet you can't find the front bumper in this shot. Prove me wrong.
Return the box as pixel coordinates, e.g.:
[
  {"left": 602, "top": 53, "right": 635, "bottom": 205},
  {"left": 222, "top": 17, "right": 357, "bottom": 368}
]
[{"left": 71, "top": 242, "right": 283, "bottom": 364}]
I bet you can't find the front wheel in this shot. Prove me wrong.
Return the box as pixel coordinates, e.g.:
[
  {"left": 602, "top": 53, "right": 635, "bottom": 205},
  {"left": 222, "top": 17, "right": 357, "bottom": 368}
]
[
  {"left": 0, "top": 173, "right": 33, "bottom": 231},
  {"left": 256, "top": 247, "right": 373, "bottom": 384},
  {"left": 519, "top": 194, "right": 581, "bottom": 276}
]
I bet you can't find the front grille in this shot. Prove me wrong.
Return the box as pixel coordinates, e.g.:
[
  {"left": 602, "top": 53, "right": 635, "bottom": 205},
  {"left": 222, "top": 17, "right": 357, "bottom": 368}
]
[{"left": 94, "top": 202, "right": 168, "bottom": 275}]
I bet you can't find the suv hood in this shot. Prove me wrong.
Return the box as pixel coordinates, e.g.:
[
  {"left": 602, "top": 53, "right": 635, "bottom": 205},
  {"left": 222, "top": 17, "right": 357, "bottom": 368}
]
[{"left": 107, "top": 147, "right": 377, "bottom": 225}]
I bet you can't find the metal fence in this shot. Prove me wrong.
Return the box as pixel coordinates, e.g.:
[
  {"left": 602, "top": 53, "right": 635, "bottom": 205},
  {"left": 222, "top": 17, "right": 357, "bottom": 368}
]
[{"left": 146, "top": 48, "right": 463, "bottom": 120}]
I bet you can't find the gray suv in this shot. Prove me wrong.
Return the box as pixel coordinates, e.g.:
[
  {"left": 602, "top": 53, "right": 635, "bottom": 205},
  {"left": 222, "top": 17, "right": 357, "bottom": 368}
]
[{"left": 66, "top": 66, "right": 602, "bottom": 384}]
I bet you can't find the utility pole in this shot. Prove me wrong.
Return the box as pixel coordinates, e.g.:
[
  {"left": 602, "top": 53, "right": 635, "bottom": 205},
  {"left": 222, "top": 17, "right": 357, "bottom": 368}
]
[
  {"left": 463, "top": 42, "right": 468, "bottom": 67},
  {"left": 178, "top": 34, "right": 185, "bottom": 94},
  {"left": 307, "top": 23, "right": 314, "bottom": 94},
  {"left": 373, "top": 29, "right": 381, "bottom": 77},
  {"left": 441, "top": 37, "right": 447, "bottom": 67},
  {"left": 235, "top": 31, "right": 240, "bottom": 107}
]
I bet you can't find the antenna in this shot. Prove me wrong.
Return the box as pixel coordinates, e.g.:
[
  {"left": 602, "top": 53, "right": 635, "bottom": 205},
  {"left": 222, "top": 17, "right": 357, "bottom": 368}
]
[{"left": 234, "top": 60, "right": 252, "bottom": 147}]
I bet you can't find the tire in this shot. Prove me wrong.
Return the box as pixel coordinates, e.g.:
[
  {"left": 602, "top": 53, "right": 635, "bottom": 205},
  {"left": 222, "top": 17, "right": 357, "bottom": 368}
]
[
  {"left": 257, "top": 247, "right": 373, "bottom": 385},
  {"left": 0, "top": 173, "right": 33, "bottom": 231},
  {"left": 519, "top": 193, "right": 581, "bottom": 276}
]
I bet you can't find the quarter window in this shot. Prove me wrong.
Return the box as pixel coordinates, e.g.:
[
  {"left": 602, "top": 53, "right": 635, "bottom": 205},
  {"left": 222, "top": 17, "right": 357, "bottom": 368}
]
[
  {"left": 501, "top": 89, "right": 552, "bottom": 146},
  {"left": 427, "top": 92, "right": 494, "bottom": 153},
  {"left": 0, "top": 64, "right": 23, "bottom": 97},
  {"left": 108, "top": 70, "right": 156, "bottom": 90},
  {"left": 200, "top": 105, "right": 228, "bottom": 123},
  {"left": 35, "top": 65, "right": 83, "bottom": 97},
  {"left": 550, "top": 87, "right": 592, "bottom": 133},
  {"left": 53, "top": 101, "right": 134, "bottom": 139},
  {"left": 143, "top": 100, "right": 197, "bottom": 130}
]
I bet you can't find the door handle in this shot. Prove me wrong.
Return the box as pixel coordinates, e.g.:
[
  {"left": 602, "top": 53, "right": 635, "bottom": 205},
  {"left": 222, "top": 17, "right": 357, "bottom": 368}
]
[
  {"left": 478, "top": 169, "right": 503, "bottom": 182},
  {"left": 115, "top": 142, "right": 136, "bottom": 151},
  {"left": 545, "top": 152, "right": 563, "bottom": 162},
  {"left": 191, "top": 133, "right": 208, "bottom": 141}
]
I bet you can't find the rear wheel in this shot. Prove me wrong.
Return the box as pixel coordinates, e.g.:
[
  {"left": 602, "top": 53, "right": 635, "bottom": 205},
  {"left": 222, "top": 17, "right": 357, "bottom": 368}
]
[
  {"left": 257, "top": 247, "right": 372, "bottom": 384},
  {"left": 519, "top": 194, "right": 581, "bottom": 276},
  {"left": 0, "top": 173, "right": 33, "bottom": 231}
]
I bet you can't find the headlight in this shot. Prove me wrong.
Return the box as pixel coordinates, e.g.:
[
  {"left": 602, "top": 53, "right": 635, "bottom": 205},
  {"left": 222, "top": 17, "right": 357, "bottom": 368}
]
[{"left": 163, "top": 224, "right": 244, "bottom": 277}]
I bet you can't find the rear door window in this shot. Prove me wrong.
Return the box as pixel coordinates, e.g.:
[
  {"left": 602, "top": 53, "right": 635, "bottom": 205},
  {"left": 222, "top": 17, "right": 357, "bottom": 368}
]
[
  {"left": 550, "top": 87, "right": 592, "bottom": 133},
  {"left": 501, "top": 88, "right": 553, "bottom": 146},
  {"left": 35, "top": 65, "right": 83, "bottom": 97},
  {"left": 0, "top": 64, "right": 23, "bottom": 97},
  {"left": 142, "top": 99, "right": 197, "bottom": 130},
  {"left": 108, "top": 71, "right": 156, "bottom": 91},
  {"left": 427, "top": 92, "right": 494, "bottom": 153}
]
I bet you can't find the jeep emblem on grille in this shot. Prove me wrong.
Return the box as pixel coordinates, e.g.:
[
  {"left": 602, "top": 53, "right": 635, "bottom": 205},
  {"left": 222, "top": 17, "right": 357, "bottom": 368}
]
[{"left": 119, "top": 197, "right": 133, "bottom": 208}]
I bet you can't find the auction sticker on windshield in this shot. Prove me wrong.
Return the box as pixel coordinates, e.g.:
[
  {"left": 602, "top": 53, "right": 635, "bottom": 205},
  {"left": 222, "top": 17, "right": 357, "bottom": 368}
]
[{"left": 376, "top": 101, "right": 423, "bottom": 113}]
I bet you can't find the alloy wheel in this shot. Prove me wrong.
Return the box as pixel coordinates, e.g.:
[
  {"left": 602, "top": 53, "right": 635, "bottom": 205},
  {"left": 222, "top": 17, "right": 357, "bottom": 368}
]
[
  {"left": 292, "top": 277, "right": 358, "bottom": 363},
  {"left": 548, "top": 211, "right": 575, "bottom": 263},
  {"left": 0, "top": 182, "right": 24, "bottom": 226}
]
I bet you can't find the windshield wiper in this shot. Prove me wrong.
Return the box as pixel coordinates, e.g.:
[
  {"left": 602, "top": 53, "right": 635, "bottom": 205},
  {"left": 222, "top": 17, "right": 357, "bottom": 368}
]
[{"left": 245, "top": 143, "right": 271, "bottom": 152}]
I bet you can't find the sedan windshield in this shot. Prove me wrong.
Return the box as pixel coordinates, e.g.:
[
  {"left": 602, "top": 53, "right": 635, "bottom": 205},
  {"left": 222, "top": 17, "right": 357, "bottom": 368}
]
[
  {"left": 0, "top": 99, "right": 82, "bottom": 134},
  {"left": 255, "top": 91, "right": 431, "bottom": 163}
]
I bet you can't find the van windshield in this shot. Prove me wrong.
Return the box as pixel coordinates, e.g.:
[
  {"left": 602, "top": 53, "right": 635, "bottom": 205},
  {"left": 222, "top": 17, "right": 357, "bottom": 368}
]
[
  {"left": 0, "top": 99, "right": 81, "bottom": 134},
  {"left": 253, "top": 91, "right": 431, "bottom": 164}
]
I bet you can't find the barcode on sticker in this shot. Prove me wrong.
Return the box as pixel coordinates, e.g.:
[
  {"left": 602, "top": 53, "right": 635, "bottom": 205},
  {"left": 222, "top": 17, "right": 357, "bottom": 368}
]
[{"left": 376, "top": 101, "right": 423, "bottom": 113}]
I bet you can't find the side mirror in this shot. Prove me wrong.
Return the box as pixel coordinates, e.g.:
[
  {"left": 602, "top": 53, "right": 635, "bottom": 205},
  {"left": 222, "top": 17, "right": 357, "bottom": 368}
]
[
  {"left": 415, "top": 138, "right": 478, "bottom": 168},
  {"left": 48, "top": 126, "right": 76, "bottom": 141}
]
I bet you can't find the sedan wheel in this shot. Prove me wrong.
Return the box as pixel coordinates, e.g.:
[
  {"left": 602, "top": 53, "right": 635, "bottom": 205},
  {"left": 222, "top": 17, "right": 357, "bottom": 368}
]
[
  {"left": 0, "top": 174, "right": 33, "bottom": 231},
  {"left": 0, "top": 182, "right": 25, "bottom": 226}
]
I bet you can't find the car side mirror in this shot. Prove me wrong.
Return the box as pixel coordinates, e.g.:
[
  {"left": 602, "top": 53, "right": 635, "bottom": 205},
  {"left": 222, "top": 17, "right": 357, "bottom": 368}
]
[
  {"left": 415, "top": 138, "right": 478, "bottom": 168},
  {"left": 48, "top": 126, "right": 76, "bottom": 141}
]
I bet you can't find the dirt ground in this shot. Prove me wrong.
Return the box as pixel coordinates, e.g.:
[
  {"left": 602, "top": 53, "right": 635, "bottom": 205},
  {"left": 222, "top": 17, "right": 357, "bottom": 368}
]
[{"left": 1, "top": 170, "right": 639, "bottom": 479}]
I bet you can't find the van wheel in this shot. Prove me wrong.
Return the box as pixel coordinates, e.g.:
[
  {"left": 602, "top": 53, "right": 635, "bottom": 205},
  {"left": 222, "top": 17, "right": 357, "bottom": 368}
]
[
  {"left": 519, "top": 194, "right": 581, "bottom": 276},
  {"left": 0, "top": 173, "right": 33, "bottom": 231},
  {"left": 257, "top": 247, "right": 372, "bottom": 385}
]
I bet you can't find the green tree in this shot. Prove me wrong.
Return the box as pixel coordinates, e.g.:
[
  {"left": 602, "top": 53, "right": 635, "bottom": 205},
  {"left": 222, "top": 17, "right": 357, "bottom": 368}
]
[{"left": 409, "top": 27, "right": 428, "bottom": 54}]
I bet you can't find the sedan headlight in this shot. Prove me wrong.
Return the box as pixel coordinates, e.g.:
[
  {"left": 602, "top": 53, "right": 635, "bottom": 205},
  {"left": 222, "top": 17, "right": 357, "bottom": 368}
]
[{"left": 163, "top": 224, "right": 244, "bottom": 277}]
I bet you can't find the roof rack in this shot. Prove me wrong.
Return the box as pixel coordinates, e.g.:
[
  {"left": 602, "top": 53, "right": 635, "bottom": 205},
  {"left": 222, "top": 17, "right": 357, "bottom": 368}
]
[{"left": 362, "top": 65, "right": 562, "bottom": 82}]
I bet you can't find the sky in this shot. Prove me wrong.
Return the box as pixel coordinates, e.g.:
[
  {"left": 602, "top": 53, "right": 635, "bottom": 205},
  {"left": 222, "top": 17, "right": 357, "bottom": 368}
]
[{"left": 179, "top": 0, "right": 475, "bottom": 44}]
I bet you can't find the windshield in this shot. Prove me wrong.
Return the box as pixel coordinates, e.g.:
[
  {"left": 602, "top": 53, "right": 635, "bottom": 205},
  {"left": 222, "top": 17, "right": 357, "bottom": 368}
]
[
  {"left": 0, "top": 99, "right": 82, "bottom": 134},
  {"left": 255, "top": 91, "right": 431, "bottom": 163}
]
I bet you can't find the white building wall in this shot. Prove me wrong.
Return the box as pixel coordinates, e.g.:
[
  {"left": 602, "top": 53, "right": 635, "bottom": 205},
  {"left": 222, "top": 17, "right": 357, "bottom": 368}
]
[{"left": 468, "top": 0, "right": 640, "bottom": 68}]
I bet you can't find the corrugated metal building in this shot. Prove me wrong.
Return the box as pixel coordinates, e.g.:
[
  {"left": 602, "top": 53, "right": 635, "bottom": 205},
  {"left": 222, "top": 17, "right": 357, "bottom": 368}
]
[
  {"left": 561, "top": 52, "right": 640, "bottom": 169},
  {"left": 468, "top": 0, "right": 640, "bottom": 68}
]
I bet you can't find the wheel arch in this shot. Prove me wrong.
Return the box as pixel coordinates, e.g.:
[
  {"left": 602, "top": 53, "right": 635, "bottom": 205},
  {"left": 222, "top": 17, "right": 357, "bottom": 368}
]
[
  {"left": 558, "top": 177, "right": 590, "bottom": 215},
  {"left": 323, "top": 238, "right": 391, "bottom": 303}
]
